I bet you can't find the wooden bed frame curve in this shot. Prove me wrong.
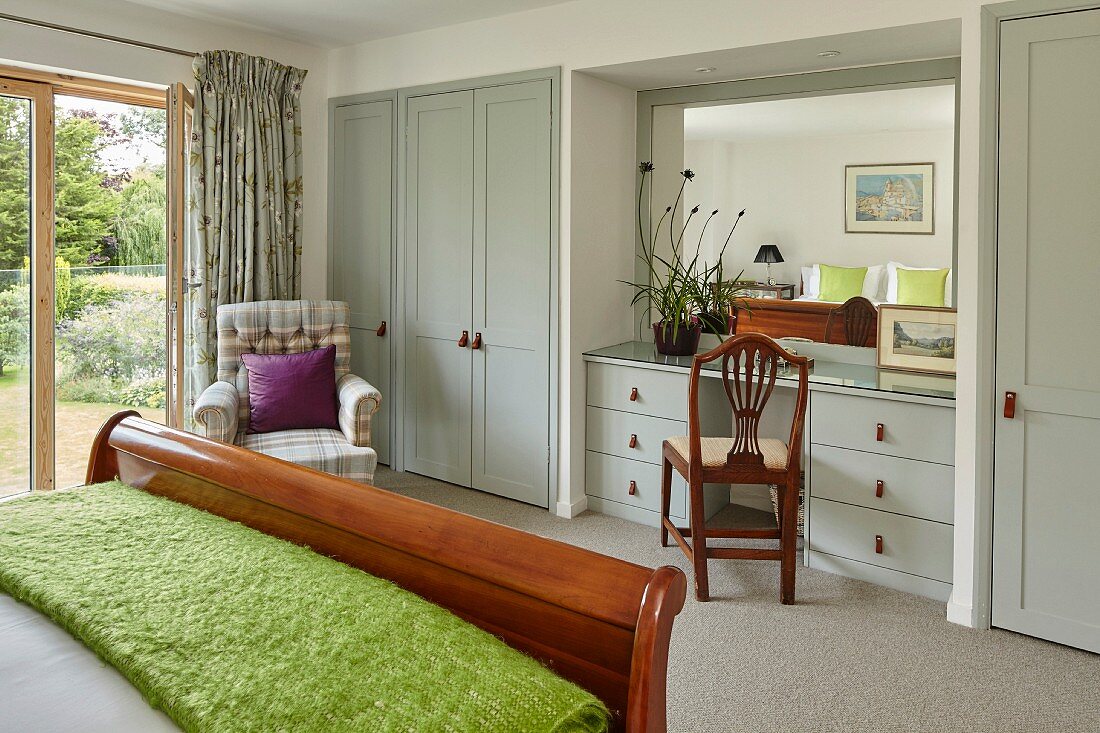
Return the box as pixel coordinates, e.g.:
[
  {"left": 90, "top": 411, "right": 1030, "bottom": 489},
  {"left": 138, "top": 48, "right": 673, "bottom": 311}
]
[{"left": 86, "top": 413, "right": 687, "bottom": 733}]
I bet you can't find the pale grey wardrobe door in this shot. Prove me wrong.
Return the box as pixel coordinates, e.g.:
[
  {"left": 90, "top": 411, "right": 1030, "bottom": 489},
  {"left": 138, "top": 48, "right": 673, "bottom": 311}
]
[
  {"left": 403, "top": 91, "right": 475, "bottom": 485},
  {"left": 994, "top": 9, "right": 1100, "bottom": 653},
  {"left": 331, "top": 101, "right": 393, "bottom": 464},
  {"left": 470, "top": 81, "right": 552, "bottom": 507}
]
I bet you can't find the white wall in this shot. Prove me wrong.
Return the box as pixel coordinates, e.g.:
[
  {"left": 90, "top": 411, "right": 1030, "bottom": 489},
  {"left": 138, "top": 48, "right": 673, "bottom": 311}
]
[
  {"left": 0, "top": 0, "right": 330, "bottom": 298},
  {"left": 684, "top": 129, "right": 955, "bottom": 287}
]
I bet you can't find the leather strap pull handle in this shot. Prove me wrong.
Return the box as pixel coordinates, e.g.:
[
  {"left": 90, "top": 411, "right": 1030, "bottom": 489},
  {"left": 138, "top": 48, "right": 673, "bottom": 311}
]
[
  {"left": 629, "top": 387, "right": 639, "bottom": 402},
  {"left": 875, "top": 535, "right": 884, "bottom": 554},
  {"left": 875, "top": 480, "right": 884, "bottom": 498},
  {"left": 876, "top": 423, "right": 885, "bottom": 442},
  {"left": 458, "top": 330, "right": 469, "bottom": 348},
  {"left": 628, "top": 480, "right": 637, "bottom": 496},
  {"left": 471, "top": 332, "right": 482, "bottom": 350},
  {"left": 628, "top": 434, "right": 638, "bottom": 449},
  {"left": 1004, "top": 391, "right": 1017, "bottom": 419},
  {"left": 376, "top": 321, "right": 387, "bottom": 337}
]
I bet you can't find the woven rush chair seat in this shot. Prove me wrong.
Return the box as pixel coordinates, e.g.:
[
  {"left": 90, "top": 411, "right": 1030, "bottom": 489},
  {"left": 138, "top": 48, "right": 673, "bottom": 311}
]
[{"left": 665, "top": 436, "right": 789, "bottom": 471}]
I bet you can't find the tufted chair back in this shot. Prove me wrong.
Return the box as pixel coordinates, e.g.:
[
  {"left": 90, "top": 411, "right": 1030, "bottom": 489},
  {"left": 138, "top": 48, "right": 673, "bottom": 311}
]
[{"left": 216, "top": 300, "right": 352, "bottom": 433}]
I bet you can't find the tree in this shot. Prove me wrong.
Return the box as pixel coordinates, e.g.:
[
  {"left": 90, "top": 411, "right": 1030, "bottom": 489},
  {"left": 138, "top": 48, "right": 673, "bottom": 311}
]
[
  {"left": 113, "top": 166, "right": 166, "bottom": 266},
  {"left": 0, "top": 98, "right": 30, "bottom": 271},
  {"left": 120, "top": 107, "right": 167, "bottom": 152},
  {"left": 54, "top": 112, "right": 120, "bottom": 266}
]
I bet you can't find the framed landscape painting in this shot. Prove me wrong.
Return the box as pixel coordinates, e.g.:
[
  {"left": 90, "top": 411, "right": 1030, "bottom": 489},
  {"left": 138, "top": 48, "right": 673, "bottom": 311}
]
[
  {"left": 877, "top": 305, "right": 957, "bottom": 375},
  {"left": 845, "top": 163, "right": 934, "bottom": 234}
]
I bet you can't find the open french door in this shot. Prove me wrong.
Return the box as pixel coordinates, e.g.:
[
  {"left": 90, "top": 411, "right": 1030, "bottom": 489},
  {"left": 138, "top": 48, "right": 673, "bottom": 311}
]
[{"left": 166, "top": 82, "right": 193, "bottom": 429}]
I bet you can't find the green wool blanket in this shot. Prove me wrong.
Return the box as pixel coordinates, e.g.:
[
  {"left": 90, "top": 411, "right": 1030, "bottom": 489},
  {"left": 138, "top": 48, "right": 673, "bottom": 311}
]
[{"left": 0, "top": 482, "right": 610, "bottom": 733}]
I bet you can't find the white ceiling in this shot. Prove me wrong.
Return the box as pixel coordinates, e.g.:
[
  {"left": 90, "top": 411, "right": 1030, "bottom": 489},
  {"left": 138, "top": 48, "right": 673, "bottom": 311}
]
[
  {"left": 120, "top": 0, "right": 575, "bottom": 47},
  {"left": 580, "top": 20, "right": 961, "bottom": 91},
  {"left": 684, "top": 84, "right": 955, "bottom": 142}
]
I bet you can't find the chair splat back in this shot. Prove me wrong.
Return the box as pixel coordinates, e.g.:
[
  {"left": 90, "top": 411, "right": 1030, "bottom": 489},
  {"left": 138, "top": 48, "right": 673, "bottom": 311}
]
[
  {"left": 687, "top": 334, "right": 810, "bottom": 474},
  {"left": 824, "top": 296, "right": 877, "bottom": 347},
  {"left": 720, "top": 344, "right": 780, "bottom": 466}
]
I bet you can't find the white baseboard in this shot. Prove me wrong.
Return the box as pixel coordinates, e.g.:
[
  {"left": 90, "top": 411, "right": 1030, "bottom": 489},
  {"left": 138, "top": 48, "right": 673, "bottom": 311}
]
[
  {"left": 555, "top": 495, "right": 588, "bottom": 519},
  {"left": 946, "top": 595, "right": 974, "bottom": 627}
]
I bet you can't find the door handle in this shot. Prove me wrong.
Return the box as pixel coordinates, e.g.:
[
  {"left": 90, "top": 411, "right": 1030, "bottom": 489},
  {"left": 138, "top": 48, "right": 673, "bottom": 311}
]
[
  {"left": 875, "top": 479, "right": 884, "bottom": 498},
  {"left": 628, "top": 434, "right": 638, "bottom": 449},
  {"left": 471, "top": 332, "right": 482, "bottom": 350},
  {"left": 629, "top": 387, "right": 639, "bottom": 402},
  {"left": 875, "top": 423, "right": 885, "bottom": 442},
  {"left": 376, "top": 321, "right": 387, "bottom": 337},
  {"left": 628, "top": 480, "right": 637, "bottom": 496},
  {"left": 875, "top": 535, "right": 884, "bottom": 554},
  {"left": 1004, "top": 391, "right": 1016, "bottom": 419},
  {"left": 458, "top": 330, "right": 469, "bottom": 347}
]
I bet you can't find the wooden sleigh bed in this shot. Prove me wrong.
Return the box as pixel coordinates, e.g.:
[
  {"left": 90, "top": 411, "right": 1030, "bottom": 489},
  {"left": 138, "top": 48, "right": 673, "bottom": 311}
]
[
  {"left": 733, "top": 296, "right": 879, "bottom": 346},
  {"left": 84, "top": 413, "right": 687, "bottom": 732}
]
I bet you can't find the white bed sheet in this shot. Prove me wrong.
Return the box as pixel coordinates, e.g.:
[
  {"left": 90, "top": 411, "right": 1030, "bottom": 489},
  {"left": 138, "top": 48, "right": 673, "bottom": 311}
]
[
  {"left": 0, "top": 593, "right": 178, "bottom": 733},
  {"left": 794, "top": 295, "right": 885, "bottom": 306}
]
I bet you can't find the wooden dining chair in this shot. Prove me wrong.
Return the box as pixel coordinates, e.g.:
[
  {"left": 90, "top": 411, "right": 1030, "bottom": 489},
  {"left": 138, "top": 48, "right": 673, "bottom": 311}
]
[
  {"left": 660, "top": 334, "right": 810, "bottom": 603},
  {"left": 823, "top": 295, "right": 877, "bottom": 346}
]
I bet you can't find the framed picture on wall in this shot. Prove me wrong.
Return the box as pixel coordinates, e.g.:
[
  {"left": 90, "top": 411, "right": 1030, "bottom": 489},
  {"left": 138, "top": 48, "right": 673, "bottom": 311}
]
[
  {"left": 876, "top": 305, "right": 957, "bottom": 375},
  {"left": 845, "top": 163, "right": 934, "bottom": 234}
]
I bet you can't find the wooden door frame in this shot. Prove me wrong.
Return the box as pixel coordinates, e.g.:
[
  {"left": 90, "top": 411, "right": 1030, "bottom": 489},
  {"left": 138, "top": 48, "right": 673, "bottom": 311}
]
[
  {"left": 389, "top": 67, "right": 561, "bottom": 506},
  {"left": 0, "top": 66, "right": 172, "bottom": 490}
]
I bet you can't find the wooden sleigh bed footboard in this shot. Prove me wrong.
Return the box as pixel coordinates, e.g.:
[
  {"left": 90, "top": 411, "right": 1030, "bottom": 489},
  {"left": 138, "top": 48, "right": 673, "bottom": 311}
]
[
  {"left": 734, "top": 297, "right": 878, "bottom": 346},
  {"left": 86, "top": 413, "right": 686, "bottom": 733}
]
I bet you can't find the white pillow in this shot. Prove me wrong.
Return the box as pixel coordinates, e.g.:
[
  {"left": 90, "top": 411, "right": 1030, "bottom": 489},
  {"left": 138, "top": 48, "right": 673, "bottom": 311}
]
[
  {"left": 886, "top": 261, "right": 953, "bottom": 306},
  {"left": 800, "top": 266, "right": 820, "bottom": 298}
]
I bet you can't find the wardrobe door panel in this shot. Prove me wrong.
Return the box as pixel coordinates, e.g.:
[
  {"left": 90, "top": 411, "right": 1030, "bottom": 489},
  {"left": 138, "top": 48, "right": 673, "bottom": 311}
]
[
  {"left": 332, "top": 101, "right": 392, "bottom": 464},
  {"left": 471, "top": 80, "right": 552, "bottom": 506},
  {"left": 403, "top": 91, "right": 474, "bottom": 484}
]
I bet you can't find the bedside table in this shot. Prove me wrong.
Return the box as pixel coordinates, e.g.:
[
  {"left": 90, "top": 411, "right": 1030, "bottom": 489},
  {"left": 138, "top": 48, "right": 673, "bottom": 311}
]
[{"left": 738, "top": 282, "right": 795, "bottom": 299}]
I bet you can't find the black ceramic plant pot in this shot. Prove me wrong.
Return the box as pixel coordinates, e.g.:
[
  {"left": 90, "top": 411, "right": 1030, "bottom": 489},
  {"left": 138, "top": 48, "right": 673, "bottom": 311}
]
[
  {"left": 698, "top": 310, "right": 735, "bottom": 336},
  {"left": 652, "top": 321, "right": 702, "bottom": 356}
]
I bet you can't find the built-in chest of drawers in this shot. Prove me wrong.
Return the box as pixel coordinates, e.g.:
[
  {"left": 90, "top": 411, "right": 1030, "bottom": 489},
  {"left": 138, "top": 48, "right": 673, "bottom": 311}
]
[{"left": 583, "top": 341, "right": 957, "bottom": 602}]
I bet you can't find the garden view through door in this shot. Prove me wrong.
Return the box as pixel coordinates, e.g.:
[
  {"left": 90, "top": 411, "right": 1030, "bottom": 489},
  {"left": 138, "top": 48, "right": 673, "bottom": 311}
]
[{"left": 51, "top": 95, "right": 168, "bottom": 488}]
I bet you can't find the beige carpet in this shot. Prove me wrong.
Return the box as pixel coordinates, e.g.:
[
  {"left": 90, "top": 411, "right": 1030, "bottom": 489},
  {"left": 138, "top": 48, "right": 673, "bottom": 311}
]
[{"left": 372, "top": 467, "right": 1100, "bottom": 733}]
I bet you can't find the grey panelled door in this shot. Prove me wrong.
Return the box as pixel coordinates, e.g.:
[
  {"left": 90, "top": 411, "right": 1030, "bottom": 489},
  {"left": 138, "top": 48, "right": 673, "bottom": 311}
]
[
  {"left": 471, "top": 80, "right": 552, "bottom": 507},
  {"left": 332, "top": 100, "right": 393, "bottom": 464},
  {"left": 404, "top": 91, "right": 475, "bottom": 485},
  {"left": 994, "top": 9, "right": 1100, "bottom": 653}
]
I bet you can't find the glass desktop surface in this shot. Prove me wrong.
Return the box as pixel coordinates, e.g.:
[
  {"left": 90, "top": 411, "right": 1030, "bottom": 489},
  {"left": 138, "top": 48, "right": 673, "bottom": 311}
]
[{"left": 583, "top": 341, "right": 956, "bottom": 401}]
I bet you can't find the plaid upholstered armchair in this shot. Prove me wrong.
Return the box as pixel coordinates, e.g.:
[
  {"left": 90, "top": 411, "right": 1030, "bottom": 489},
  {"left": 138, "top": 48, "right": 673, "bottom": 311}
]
[{"left": 192, "top": 300, "right": 381, "bottom": 482}]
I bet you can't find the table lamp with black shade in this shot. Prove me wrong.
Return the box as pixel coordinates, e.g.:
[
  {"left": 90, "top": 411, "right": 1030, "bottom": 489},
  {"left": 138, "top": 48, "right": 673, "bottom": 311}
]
[{"left": 754, "top": 243, "right": 783, "bottom": 286}]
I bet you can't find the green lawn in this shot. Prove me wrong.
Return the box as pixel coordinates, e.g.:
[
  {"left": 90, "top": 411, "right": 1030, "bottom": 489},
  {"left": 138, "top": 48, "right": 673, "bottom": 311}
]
[{"left": 0, "top": 368, "right": 161, "bottom": 497}]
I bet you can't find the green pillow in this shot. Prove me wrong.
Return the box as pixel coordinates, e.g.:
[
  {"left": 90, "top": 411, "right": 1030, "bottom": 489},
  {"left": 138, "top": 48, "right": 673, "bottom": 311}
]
[
  {"left": 896, "top": 267, "right": 949, "bottom": 306},
  {"left": 818, "top": 264, "right": 867, "bottom": 302}
]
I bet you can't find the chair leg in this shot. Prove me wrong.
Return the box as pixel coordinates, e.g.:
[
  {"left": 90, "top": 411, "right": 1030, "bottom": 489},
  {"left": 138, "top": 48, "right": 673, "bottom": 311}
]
[
  {"left": 660, "top": 457, "right": 673, "bottom": 547},
  {"left": 779, "top": 476, "right": 798, "bottom": 605},
  {"left": 688, "top": 475, "right": 710, "bottom": 602}
]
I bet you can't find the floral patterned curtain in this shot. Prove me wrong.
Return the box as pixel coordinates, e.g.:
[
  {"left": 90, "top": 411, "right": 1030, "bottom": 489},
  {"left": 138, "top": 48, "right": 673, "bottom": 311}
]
[{"left": 185, "top": 51, "right": 306, "bottom": 423}]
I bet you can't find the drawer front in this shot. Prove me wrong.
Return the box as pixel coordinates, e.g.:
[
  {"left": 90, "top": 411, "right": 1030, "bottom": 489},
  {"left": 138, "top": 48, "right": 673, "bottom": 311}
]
[
  {"left": 586, "top": 406, "right": 685, "bottom": 465},
  {"left": 585, "top": 451, "right": 686, "bottom": 517},
  {"left": 811, "top": 391, "right": 955, "bottom": 465},
  {"left": 587, "top": 362, "right": 687, "bottom": 421},
  {"left": 810, "top": 444, "right": 954, "bottom": 524},
  {"left": 809, "top": 498, "right": 953, "bottom": 582}
]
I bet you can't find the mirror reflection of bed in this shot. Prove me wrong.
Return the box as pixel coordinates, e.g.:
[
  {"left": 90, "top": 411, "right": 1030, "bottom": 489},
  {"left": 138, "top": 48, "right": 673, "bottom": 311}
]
[{"left": 669, "top": 84, "right": 957, "bottom": 348}]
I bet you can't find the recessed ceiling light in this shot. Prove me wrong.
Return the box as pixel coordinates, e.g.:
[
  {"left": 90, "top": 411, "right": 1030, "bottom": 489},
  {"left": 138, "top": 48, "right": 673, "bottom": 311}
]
[
  {"left": 817, "top": 50, "right": 841, "bottom": 58},
  {"left": 695, "top": 66, "right": 717, "bottom": 73}
]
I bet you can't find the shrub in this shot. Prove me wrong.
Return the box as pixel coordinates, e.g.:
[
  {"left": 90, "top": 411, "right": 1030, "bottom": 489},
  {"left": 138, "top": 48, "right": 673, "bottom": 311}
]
[
  {"left": 62, "top": 272, "right": 163, "bottom": 321},
  {"left": 57, "top": 292, "right": 165, "bottom": 383},
  {"left": 0, "top": 284, "right": 30, "bottom": 376},
  {"left": 56, "top": 376, "right": 117, "bottom": 404},
  {"left": 119, "top": 377, "right": 166, "bottom": 410}
]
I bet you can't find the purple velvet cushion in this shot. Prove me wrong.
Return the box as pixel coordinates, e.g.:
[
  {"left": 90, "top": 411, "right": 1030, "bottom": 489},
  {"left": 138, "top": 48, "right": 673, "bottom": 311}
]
[{"left": 241, "top": 345, "right": 339, "bottom": 434}]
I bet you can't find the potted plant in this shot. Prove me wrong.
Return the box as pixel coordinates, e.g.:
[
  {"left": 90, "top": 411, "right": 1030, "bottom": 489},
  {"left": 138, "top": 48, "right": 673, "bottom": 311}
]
[{"left": 623, "top": 161, "right": 749, "bottom": 354}]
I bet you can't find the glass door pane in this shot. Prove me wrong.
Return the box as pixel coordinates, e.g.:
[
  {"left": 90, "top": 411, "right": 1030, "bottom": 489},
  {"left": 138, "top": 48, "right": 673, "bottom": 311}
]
[
  {"left": 0, "top": 94, "right": 32, "bottom": 497},
  {"left": 52, "top": 95, "right": 167, "bottom": 489}
]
